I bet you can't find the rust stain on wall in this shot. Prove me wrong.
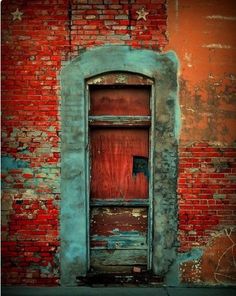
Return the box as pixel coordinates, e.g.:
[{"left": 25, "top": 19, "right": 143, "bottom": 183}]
[
  {"left": 166, "top": 0, "right": 236, "bottom": 146},
  {"left": 179, "top": 78, "right": 236, "bottom": 144}
]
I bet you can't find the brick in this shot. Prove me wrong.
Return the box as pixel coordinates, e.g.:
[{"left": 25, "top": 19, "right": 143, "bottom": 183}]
[{"left": 178, "top": 144, "right": 236, "bottom": 250}]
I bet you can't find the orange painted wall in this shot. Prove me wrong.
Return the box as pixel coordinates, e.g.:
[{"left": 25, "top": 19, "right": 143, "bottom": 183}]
[
  {"left": 166, "top": 0, "right": 236, "bottom": 285},
  {"left": 166, "top": 0, "right": 236, "bottom": 145}
]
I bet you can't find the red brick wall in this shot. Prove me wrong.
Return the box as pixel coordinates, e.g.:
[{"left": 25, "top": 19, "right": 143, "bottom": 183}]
[
  {"left": 1, "top": 0, "right": 167, "bottom": 286},
  {"left": 1, "top": 0, "right": 69, "bottom": 285},
  {"left": 178, "top": 143, "right": 236, "bottom": 252},
  {"left": 177, "top": 143, "right": 236, "bottom": 284},
  {"left": 68, "top": 0, "right": 167, "bottom": 53},
  {"left": 1, "top": 0, "right": 236, "bottom": 286}
]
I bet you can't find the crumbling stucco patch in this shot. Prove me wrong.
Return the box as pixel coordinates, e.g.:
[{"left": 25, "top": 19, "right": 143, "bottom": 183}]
[
  {"left": 173, "top": 228, "right": 236, "bottom": 286},
  {"left": 180, "top": 77, "right": 236, "bottom": 145},
  {"left": 201, "top": 228, "right": 236, "bottom": 284}
]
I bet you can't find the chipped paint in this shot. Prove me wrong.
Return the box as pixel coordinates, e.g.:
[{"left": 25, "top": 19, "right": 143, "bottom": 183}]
[
  {"left": 91, "top": 233, "right": 146, "bottom": 250},
  {"left": 115, "top": 74, "right": 127, "bottom": 84},
  {"left": 184, "top": 52, "right": 192, "bottom": 68},
  {"left": 202, "top": 44, "right": 232, "bottom": 49},
  {"left": 87, "top": 72, "right": 153, "bottom": 86},
  {"left": 90, "top": 77, "right": 105, "bottom": 84},
  {"left": 206, "top": 15, "right": 236, "bottom": 21},
  {"left": 90, "top": 206, "right": 148, "bottom": 270},
  {"left": 178, "top": 228, "right": 236, "bottom": 285},
  {"left": 132, "top": 209, "right": 143, "bottom": 218},
  {"left": 166, "top": 248, "right": 203, "bottom": 286}
]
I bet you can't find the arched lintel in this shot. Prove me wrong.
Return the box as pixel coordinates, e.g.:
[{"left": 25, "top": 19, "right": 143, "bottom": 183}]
[
  {"left": 61, "top": 45, "right": 179, "bottom": 88},
  {"left": 86, "top": 71, "right": 154, "bottom": 86}
]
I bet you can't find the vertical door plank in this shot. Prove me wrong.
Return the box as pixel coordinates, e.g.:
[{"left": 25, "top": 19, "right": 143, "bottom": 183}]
[{"left": 90, "top": 128, "right": 149, "bottom": 200}]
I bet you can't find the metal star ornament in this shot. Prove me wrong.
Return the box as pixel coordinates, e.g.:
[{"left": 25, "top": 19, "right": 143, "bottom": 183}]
[
  {"left": 136, "top": 8, "right": 149, "bottom": 21},
  {"left": 11, "top": 8, "right": 23, "bottom": 21}
]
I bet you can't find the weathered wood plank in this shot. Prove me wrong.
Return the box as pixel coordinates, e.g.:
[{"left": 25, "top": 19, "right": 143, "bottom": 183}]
[
  {"left": 91, "top": 234, "right": 147, "bottom": 249},
  {"left": 90, "top": 199, "right": 149, "bottom": 207},
  {"left": 90, "top": 207, "right": 148, "bottom": 236},
  {"left": 89, "top": 265, "right": 147, "bottom": 273},
  {"left": 90, "top": 249, "right": 147, "bottom": 267},
  {"left": 88, "top": 116, "right": 151, "bottom": 127}
]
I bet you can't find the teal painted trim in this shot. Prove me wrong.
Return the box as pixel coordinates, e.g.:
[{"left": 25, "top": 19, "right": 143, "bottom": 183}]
[
  {"left": 88, "top": 115, "right": 151, "bottom": 121},
  {"left": 90, "top": 199, "right": 149, "bottom": 207},
  {"left": 60, "top": 45, "right": 180, "bottom": 286},
  {"left": 148, "top": 84, "right": 154, "bottom": 270}
]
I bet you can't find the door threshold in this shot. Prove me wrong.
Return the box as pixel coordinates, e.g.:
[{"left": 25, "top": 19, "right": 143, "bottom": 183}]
[{"left": 77, "top": 271, "right": 164, "bottom": 287}]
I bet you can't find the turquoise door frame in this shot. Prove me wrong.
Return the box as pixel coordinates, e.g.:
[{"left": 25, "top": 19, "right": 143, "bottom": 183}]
[{"left": 60, "top": 46, "right": 180, "bottom": 286}]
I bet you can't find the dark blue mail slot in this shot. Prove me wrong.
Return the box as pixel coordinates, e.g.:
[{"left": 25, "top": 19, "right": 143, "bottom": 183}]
[{"left": 133, "top": 156, "right": 149, "bottom": 177}]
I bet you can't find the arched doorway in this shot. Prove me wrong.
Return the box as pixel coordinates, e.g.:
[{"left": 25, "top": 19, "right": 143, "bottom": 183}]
[{"left": 60, "top": 46, "right": 180, "bottom": 286}]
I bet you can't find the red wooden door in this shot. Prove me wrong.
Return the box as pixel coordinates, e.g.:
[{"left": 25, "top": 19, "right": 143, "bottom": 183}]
[{"left": 89, "top": 86, "right": 150, "bottom": 273}]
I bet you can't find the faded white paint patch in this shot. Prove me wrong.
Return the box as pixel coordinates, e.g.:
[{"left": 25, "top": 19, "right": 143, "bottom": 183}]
[
  {"left": 206, "top": 15, "right": 236, "bottom": 21},
  {"left": 175, "top": 0, "right": 179, "bottom": 19},
  {"left": 185, "top": 107, "right": 195, "bottom": 113},
  {"left": 202, "top": 44, "right": 232, "bottom": 49},
  {"left": 132, "top": 209, "right": 141, "bottom": 218},
  {"left": 175, "top": 0, "right": 179, "bottom": 32},
  {"left": 184, "top": 52, "right": 193, "bottom": 68}
]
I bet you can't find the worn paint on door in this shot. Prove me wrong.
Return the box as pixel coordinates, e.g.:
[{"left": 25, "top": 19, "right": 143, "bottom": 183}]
[
  {"left": 90, "top": 87, "right": 150, "bottom": 116},
  {"left": 90, "top": 128, "right": 149, "bottom": 200},
  {"left": 90, "top": 207, "right": 148, "bottom": 272},
  {"left": 89, "top": 85, "right": 151, "bottom": 273}
]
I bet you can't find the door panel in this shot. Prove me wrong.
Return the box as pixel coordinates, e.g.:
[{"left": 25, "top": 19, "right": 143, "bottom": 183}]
[
  {"left": 90, "top": 207, "right": 148, "bottom": 272},
  {"left": 90, "top": 207, "right": 147, "bottom": 249},
  {"left": 90, "top": 128, "right": 149, "bottom": 200},
  {"left": 90, "top": 87, "right": 150, "bottom": 116}
]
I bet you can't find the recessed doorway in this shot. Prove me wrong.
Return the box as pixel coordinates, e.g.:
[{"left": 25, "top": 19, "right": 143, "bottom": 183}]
[{"left": 88, "top": 82, "right": 152, "bottom": 274}]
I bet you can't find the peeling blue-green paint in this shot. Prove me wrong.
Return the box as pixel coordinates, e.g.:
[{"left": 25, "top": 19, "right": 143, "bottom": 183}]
[
  {"left": 91, "top": 231, "right": 146, "bottom": 250},
  {"left": 166, "top": 248, "right": 203, "bottom": 286},
  {"left": 111, "top": 230, "right": 141, "bottom": 236},
  {"left": 17, "top": 146, "right": 30, "bottom": 154},
  {"left": 60, "top": 45, "right": 180, "bottom": 286},
  {"left": 1, "top": 155, "right": 29, "bottom": 171}
]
